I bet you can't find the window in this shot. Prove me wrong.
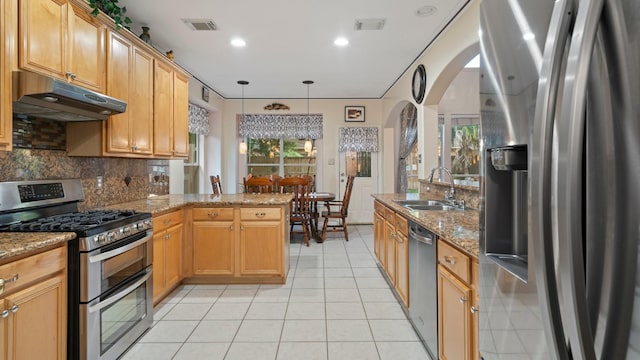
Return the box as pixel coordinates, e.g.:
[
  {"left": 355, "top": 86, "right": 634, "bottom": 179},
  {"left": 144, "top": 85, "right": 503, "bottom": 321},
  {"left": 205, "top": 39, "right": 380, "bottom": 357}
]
[
  {"left": 344, "top": 151, "right": 371, "bottom": 177},
  {"left": 438, "top": 115, "right": 480, "bottom": 185},
  {"left": 183, "top": 133, "right": 199, "bottom": 193},
  {"left": 246, "top": 138, "right": 316, "bottom": 177}
]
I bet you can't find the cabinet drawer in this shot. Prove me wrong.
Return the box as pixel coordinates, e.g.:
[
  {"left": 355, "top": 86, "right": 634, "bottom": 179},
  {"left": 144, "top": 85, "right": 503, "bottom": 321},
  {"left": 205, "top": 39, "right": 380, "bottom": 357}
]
[
  {"left": 154, "top": 210, "right": 183, "bottom": 231},
  {"left": 374, "top": 201, "right": 385, "bottom": 215},
  {"left": 384, "top": 207, "right": 395, "bottom": 222},
  {"left": 192, "top": 207, "right": 234, "bottom": 221},
  {"left": 240, "top": 207, "right": 281, "bottom": 221},
  {"left": 394, "top": 214, "right": 408, "bottom": 237},
  {"left": 438, "top": 240, "right": 470, "bottom": 284},
  {"left": 0, "top": 246, "right": 66, "bottom": 296}
]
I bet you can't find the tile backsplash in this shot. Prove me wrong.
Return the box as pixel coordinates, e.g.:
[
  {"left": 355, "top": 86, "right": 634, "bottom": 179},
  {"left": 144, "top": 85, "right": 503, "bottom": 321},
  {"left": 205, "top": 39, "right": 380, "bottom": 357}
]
[{"left": 1, "top": 116, "right": 169, "bottom": 210}]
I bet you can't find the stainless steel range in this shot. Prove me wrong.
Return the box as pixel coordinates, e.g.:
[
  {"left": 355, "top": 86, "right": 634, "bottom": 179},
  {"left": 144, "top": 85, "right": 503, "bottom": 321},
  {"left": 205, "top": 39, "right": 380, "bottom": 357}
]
[{"left": 0, "top": 179, "right": 153, "bottom": 360}]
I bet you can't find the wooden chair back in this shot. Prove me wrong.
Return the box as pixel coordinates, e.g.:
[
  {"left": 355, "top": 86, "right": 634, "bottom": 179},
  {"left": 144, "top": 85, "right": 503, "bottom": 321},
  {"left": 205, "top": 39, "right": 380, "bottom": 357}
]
[
  {"left": 278, "top": 176, "right": 312, "bottom": 246},
  {"left": 340, "top": 176, "right": 355, "bottom": 216},
  {"left": 245, "top": 177, "right": 274, "bottom": 193},
  {"left": 210, "top": 175, "right": 223, "bottom": 195}
]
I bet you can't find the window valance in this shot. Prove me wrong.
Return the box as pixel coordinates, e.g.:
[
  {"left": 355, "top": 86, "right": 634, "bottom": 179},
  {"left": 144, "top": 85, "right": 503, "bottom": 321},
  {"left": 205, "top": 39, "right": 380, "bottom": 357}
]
[
  {"left": 338, "top": 127, "right": 379, "bottom": 152},
  {"left": 188, "top": 103, "right": 209, "bottom": 135},
  {"left": 239, "top": 114, "right": 323, "bottom": 139}
]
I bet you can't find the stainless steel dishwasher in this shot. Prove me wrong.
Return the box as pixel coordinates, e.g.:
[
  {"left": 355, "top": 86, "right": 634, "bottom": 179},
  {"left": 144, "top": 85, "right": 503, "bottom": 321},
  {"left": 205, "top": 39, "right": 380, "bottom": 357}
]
[{"left": 408, "top": 221, "right": 438, "bottom": 359}]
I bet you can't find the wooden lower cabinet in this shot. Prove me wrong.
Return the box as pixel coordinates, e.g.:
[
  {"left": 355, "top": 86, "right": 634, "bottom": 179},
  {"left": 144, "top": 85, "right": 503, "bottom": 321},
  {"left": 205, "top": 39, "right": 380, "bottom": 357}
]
[
  {"left": 438, "top": 264, "right": 472, "bottom": 360},
  {"left": 192, "top": 220, "right": 235, "bottom": 276},
  {"left": 187, "top": 206, "right": 289, "bottom": 283},
  {"left": 395, "top": 230, "right": 409, "bottom": 306},
  {"left": 384, "top": 220, "right": 396, "bottom": 285},
  {"left": 152, "top": 210, "right": 183, "bottom": 304},
  {"left": 0, "top": 246, "right": 67, "bottom": 360}
]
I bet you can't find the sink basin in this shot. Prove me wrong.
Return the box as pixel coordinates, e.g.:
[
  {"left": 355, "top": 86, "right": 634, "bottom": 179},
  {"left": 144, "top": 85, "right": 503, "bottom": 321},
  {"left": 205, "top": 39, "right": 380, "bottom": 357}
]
[
  {"left": 405, "top": 204, "right": 463, "bottom": 211},
  {"left": 392, "top": 199, "right": 444, "bottom": 206}
]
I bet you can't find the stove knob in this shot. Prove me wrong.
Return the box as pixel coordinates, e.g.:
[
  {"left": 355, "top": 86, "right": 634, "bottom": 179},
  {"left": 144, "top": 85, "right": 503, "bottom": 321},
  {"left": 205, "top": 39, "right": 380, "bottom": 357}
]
[
  {"left": 107, "top": 232, "right": 116, "bottom": 242},
  {"left": 131, "top": 223, "right": 139, "bottom": 231},
  {"left": 97, "top": 234, "right": 107, "bottom": 244},
  {"left": 144, "top": 220, "right": 152, "bottom": 229},
  {"left": 123, "top": 226, "right": 131, "bottom": 235}
]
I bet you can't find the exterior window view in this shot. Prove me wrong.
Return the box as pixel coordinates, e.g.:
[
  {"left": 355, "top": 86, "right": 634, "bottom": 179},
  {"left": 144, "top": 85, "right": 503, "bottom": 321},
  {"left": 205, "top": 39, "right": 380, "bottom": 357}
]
[{"left": 1, "top": 1, "right": 638, "bottom": 360}]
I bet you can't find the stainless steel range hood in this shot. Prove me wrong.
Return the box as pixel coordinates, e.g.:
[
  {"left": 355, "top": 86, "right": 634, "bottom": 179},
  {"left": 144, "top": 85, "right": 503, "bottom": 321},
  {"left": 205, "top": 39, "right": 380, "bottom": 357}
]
[{"left": 12, "top": 72, "right": 127, "bottom": 121}]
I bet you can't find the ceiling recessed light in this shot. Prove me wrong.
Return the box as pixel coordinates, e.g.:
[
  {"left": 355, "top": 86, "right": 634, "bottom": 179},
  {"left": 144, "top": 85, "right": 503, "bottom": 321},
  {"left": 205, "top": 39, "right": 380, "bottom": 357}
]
[
  {"left": 231, "top": 38, "right": 246, "bottom": 47},
  {"left": 416, "top": 5, "right": 437, "bottom": 17},
  {"left": 334, "top": 37, "right": 349, "bottom": 47}
]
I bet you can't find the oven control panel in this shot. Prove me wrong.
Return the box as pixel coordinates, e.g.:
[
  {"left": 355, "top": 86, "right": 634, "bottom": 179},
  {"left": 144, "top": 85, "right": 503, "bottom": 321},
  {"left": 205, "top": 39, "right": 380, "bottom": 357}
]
[{"left": 18, "top": 183, "right": 65, "bottom": 202}]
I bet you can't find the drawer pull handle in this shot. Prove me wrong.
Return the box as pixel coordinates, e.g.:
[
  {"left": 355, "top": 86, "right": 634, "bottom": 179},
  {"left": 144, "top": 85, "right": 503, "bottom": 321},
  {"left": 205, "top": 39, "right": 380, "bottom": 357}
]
[
  {"left": 208, "top": 212, "right": 218, "bottom": 217},
  {"left": 443, "top": 256, "right": 456, "bottom": 265},
  {"left": 255, "top": 212, "right": 266, "bottom": 218},
  {"left": 10, "top": 305, "right": 18, "bottom": 313},
  {"left": 471, "top": 306, "right": 479, "bottom": 314},
  {"left": 1, "top": 310, "right": 8, "bottom": 318},
  {"left": 163, "top": 219, "right": 171, "bottom": 225},
  {"left": 0, "top": 273, "right": 19, "bottom": 294},
  {"left": 459, "top": 297, "right": 467, "bottom": 304}
]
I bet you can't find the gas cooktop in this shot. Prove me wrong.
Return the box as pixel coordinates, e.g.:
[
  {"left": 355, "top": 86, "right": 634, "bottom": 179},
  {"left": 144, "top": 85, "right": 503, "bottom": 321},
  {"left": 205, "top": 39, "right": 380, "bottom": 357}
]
[{"left": 0, "top": 210, "right": 140, "bottom": 232}]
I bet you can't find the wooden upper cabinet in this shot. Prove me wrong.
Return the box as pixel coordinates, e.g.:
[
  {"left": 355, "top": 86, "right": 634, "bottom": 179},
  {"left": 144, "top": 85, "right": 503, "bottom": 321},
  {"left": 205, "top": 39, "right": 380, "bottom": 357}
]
[
  {"left": 19, "top": 0, "right": 105, "bottom": 91},
  {"left": 105, "top": 30, "right": 132, "bottom": 154},
  {"left": 154, "top": 59, "right": 190, "bottom": 158},
  {"left": 173, "top": 72, "right": 189, "bottom": 157},
  {"left": 129, "top": 47, "right": 153, "bottom": 155},
  {"left": 67, "top": 2, "right": 105, "bottom": 92},
  {"left": 153, "top": 60, "right": 174, "bottom": 157},
  {"left": 1, "top": 0, "right": 12, "bottom": 151}
]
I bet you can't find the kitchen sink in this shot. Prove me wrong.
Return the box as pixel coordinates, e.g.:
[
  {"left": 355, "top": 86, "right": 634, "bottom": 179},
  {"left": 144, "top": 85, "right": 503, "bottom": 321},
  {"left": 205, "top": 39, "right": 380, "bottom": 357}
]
[
  {"left": 405, "top": 204, "right": 463, "bottom": 211},
  {"left": 392, "top": 199, "right": 445, "bottom": 206}
]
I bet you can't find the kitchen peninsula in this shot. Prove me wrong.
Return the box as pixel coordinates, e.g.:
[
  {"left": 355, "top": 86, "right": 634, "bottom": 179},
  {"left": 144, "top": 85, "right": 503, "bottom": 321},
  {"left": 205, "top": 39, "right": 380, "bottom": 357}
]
[{"left": 104, "top": 193, "right": 293, "bottom": 304}]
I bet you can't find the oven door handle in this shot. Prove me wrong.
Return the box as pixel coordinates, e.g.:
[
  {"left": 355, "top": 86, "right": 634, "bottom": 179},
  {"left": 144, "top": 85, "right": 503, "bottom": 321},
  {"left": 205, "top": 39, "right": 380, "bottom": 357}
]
[
  {"left": 89, "top": 232, "right": 153, "bottom": 263},
  {"left": 88, "top": 270, "right": 152, "bottom": 313}
]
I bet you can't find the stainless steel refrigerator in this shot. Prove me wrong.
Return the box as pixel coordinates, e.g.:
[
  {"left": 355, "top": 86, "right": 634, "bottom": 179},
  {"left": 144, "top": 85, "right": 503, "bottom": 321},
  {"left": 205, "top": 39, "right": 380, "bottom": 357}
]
[{"left": 479, "top": 0, "right": 640, "bottom": 358}]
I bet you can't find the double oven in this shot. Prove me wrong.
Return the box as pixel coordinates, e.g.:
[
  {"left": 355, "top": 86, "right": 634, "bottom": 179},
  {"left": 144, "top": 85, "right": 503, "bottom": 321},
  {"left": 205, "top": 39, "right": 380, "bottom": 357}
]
[{"left": 0, "top": 179, "right": 154, "bottom": 360}]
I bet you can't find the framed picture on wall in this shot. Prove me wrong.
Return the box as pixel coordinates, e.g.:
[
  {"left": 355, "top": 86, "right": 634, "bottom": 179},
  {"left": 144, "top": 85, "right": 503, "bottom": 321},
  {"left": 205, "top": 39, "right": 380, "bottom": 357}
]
[{"left": 345, "top": 106, "right": 365, "bottom": 122}]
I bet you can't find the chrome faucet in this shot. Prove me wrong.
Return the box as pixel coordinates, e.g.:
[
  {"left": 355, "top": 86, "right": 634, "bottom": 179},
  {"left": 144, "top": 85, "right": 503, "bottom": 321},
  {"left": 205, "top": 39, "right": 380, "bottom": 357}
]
[{"left": 428, "top": 167, "right": 456, "bottom": 203}]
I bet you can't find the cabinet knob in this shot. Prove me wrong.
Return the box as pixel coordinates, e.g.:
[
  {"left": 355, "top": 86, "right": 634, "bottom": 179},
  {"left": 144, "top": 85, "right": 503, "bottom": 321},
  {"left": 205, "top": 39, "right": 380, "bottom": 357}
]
[
  {"left": 255, "top": 212, "right": 266, "bottom": 218},
  {"left": 471, "top": 306, "right": 479, "bottom": 314},
  {"left": 208, "top": 212, "right": 218, "bottom": 217},
  {"left": 65, "top": 71, "right": 77, "bottom": 79},
  {"left": 229, "top": 225, "right": 234, "bottom": 231},
  {"left": 240, "top": 225, "right": 244, "bottom": 231},
  {"left": 459, "top": 297, "right": 467, "bottom": 304},
  {"left": 1, "top": 310, "right": 8, "bottom": 318},
  {"left": 443, "top": 256, "right": 456, "bottom": 265},
  {"left": 10, "top": 305, "right": 18, "bottom": 313},
  {"left": 163, "top": 219, "right": 171, "bottom": 225}
]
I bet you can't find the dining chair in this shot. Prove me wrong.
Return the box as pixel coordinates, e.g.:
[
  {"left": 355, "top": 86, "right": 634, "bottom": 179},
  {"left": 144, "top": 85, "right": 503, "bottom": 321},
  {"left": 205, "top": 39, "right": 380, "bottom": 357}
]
[
  {"left": 210, "top": 175, "right": 222, "bottom": 195},
  {"left": 244, "top": 177, "right": 274, "bottom": 193},
  {"left": 321, "top": 175, "right": 355, "bottom": 241},
  {"left": 278, "top": 176, "right": 311, "bottom": 246}
]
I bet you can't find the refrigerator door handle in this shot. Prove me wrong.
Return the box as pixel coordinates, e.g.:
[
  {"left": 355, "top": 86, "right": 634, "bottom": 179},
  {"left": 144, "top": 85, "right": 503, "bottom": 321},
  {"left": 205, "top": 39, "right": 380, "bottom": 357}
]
[
  {"left": 530, "top": 0, "right": 574, "bottom": 358},
  {"left": 557, "top": 0, "right": 604, "bottom": 358}
]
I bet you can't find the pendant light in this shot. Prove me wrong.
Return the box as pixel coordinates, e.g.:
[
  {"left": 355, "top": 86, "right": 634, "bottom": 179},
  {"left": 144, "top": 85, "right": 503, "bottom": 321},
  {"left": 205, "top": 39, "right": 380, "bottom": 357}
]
[
  {"left": 303, "top": 80, "right": 314, "bottom": 153},
  {"left": 238, "top": 80, "right": 249, "bottom": 154}
]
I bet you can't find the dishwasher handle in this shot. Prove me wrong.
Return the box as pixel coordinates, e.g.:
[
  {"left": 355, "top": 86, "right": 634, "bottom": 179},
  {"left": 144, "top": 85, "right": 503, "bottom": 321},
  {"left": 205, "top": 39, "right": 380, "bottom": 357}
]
[{"left": 410, "top": 226, "right": 433, "bottom": 245}]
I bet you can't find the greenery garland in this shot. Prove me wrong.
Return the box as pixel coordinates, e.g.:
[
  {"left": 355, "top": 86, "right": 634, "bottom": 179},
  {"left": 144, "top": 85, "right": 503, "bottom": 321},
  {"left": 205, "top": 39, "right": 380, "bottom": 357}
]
[{"left": 87, "top": 0, "right": 132, "bottom": 30}]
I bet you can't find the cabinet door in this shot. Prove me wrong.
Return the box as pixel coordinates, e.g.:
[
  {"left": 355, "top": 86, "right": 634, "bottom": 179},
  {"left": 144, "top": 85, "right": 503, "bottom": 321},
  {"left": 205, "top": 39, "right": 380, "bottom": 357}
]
[
  {"left": 105, "top": 30, "right": 131, "bottom": 154},
  {"left": 67, "top": 3, "right": 104, "bottom": 92},
  {"left": 373, "top": 212, "right": 384, "bottom": 262},
  {"left": 6, "top": 275, "right": 66, "bottom": 360},
  {"left": 152, "top": 231, "right": 166, "bottom": 300},
  {"left": 19, "top": 0, "right": 67, "bottom": 79},
  {"left": 0, "top": 299, "right": 6, "bottom": 359},
  {"left": 153, "top": 60, "right": 174, "bottom": 157},
  {"left": 438, "top": 265, "right": 472, "bottom": 360},
  {"left": 0, "top": 0, "right": 11, "bottom": 151},
  {"left": 165, "top": 224, "right": 183, "bottom": 289},
  {"left": 130, "top": 47, "right": 153, "bottom": 155},
  {"left": 172, "top": 72, "right": 190, "bottom": 157},
  {"left": 384, "top": 221, "right": 396, "bottom": 284},
  {"left": 239, "top": 221, "right": 282, "bottom": 276},
  {"left": 395, "top": 231, "right": 409, "bottom": 307},
  {"left": 192, "top": 221, "right": 234, "bottom": 275}
]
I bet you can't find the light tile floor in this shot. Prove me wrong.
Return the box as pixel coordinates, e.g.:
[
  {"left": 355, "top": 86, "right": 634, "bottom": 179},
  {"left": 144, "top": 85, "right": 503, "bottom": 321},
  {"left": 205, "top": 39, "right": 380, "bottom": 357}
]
[{"left": 122, "top": 225, "right": 431, "bottom": 360}]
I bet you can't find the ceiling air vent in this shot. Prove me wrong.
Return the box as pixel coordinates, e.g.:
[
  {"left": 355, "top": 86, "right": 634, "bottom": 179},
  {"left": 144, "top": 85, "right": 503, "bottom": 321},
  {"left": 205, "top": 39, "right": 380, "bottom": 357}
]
[
  {"left": 354, "top": 18, "right": 386, "bottom": 31},
  {"left": 182, "top": 19, "right": 217, "bottom": 31}
]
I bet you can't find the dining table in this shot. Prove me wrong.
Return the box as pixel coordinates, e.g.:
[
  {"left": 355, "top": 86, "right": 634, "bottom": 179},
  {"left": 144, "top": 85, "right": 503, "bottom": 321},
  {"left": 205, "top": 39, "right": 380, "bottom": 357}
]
[{"left": 308, "top": 192, "right": 335, "bottom": 242}]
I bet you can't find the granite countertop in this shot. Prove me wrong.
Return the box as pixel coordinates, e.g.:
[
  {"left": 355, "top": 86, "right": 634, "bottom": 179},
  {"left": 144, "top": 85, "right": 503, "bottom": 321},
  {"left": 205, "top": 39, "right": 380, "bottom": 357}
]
[
  {"left": 372, "top": 193, "right": 480, "bottom": 259},
  {"left": 102, "top": 193, "right": 294, "bottom": 216},
  {"left": 0, "top": 232, "right": 76, "bottom": 263}
]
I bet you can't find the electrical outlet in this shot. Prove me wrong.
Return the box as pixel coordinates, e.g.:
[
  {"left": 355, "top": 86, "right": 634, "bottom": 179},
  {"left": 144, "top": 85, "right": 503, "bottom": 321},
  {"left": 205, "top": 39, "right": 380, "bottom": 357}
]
[{"left": 96, "top": 176, "right": 103, "bottom": 190}]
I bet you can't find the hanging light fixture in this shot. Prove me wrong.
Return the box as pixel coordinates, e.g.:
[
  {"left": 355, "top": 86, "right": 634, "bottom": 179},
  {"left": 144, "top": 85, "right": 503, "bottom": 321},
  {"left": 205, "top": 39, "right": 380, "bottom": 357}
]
[
  {"left": 303, "top": 80, "right": 314, "bottom": 153},
  {"left": 238, "top": 80, "right": 249, "bottom": 154}
]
